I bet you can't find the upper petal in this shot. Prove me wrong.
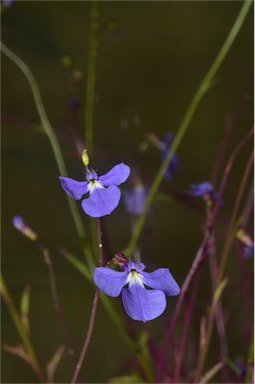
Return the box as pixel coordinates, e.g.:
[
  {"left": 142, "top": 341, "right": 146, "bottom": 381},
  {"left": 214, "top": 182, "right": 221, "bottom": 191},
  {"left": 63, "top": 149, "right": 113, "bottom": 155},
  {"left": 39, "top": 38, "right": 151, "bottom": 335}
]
[
  {"left": 140, "top": 268, "right": 180, "bottom": 296},
  {"left": 122, "top": 284, "right": 166, "bottom": 322},
  {"left": 99, "top": 163, "right": 130, "bottom": 186},
  {"left": 81, "top": 185, "right": 121, "bottom": 218},
  {"left": 94, "top": 267, "right": 128, "bottom": 297},
  {"left": 59, "top": 176, "right": 89, "bottom": 200}
]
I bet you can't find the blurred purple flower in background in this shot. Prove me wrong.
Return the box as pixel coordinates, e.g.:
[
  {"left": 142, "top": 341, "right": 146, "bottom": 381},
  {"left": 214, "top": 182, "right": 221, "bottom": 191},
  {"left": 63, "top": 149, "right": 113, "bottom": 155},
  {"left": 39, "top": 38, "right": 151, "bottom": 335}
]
[
  {"left": 94, "top": 258, "right": 180, "bottom": 322},
  {"left": 60, "top": 162, "right": 130, "bottom": 218},
  {"left": 186, "top": 182, "right": 219, "bottom": 200},
  {"left": 161, "top": 132, "right": 179, "bottom": 181},
  {"left": 2, "top": 0, "right": 14, "bottom": 7},
  {"left": 243, "top": 242, "right": 254, "bottom": 258},
  {"left": 124, "top": 183, "right": 148, "bottom": 215}
]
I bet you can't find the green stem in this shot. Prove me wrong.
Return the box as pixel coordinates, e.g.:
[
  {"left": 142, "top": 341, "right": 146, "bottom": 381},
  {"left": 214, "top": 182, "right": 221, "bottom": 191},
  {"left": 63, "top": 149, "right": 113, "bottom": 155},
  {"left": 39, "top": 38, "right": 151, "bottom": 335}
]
[
  {"left": 125, "top": 0, "right": 253, "bottom": 258},
  {"left": 85, "top": 0, "right": 99, "bottom": 153},
  {"left": 0, "top": 273, "right": 46, "bottom": 383},
  {"left": 1, "top": 41, "right": 93, "bottom": 266}
]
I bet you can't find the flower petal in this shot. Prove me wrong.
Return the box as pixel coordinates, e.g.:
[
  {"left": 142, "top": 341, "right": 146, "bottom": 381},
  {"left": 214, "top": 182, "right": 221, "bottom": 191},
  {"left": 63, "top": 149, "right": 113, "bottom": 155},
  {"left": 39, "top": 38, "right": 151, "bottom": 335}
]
[
  {"left": 94, "top": 267, "right": 128, "bottom": 297},
  {"left": 81, "top": 185, "right": 121, "bottom": 218},
  {"left": 140, "top": 268, "right": 180, "bottom": 296},
  {"left": 124, "top": 185, "right": 148, "bottom": 215},
  {"left": 186, "top": 182, "right": 214, "bottom": 196},
  {"left": 59, "top": 177, "right": 89, "bottom": 200},
  {"left": 122, "top": 284, "right": 166, "bottom": 322},
  {"left": 99, "top": 163, "right": 130, "bottom": 186}
]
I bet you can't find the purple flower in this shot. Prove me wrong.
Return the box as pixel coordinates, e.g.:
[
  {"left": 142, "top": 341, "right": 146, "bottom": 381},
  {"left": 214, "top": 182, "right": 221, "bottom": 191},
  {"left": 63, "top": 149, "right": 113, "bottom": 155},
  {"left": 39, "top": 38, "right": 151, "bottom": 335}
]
[
  {"left": 94, "top": 258, "right": 180, "bottom": 322},
  {"left": 124, "top": 184, "right": 148, "bottom": 215},
  {"left": 186, "top": 182, "right": 218, "bottom": 200},
  {"left": 161, "top": 132, "right": 179, "bottom": 181},
  {"left": 59, "top": 163, "right": 130, "bottom": 218}
]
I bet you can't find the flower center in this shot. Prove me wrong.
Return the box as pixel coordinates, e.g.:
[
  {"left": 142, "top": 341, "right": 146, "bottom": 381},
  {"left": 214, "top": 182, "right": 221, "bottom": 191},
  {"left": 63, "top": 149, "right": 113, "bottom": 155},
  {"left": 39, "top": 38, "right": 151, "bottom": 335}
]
[
  {"left": 88, "top": 179, "right": 104, "bottom": 193},
  {"left": 126, "top": 270, "right": 144, "bottom": 287}
]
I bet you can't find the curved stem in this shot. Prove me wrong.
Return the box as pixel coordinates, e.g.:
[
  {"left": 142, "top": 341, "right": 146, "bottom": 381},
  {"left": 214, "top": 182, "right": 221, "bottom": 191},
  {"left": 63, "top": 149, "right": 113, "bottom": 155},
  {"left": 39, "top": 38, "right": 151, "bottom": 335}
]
[
  {"left": 1, "top": 41, "right": 93, "bottom": 265},
  {"left": 126, "top": 0, "right": 253, "bottom": 258}
]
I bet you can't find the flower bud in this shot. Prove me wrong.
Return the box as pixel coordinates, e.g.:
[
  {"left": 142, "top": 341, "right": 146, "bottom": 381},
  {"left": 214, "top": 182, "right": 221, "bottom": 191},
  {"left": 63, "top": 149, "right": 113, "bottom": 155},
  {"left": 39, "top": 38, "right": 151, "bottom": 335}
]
[
  {"left": 13, "top": 216, "right": 37, "bottom": 241},
  {"left": 82, "top": 149, "right": 90, "bottom": 167}
]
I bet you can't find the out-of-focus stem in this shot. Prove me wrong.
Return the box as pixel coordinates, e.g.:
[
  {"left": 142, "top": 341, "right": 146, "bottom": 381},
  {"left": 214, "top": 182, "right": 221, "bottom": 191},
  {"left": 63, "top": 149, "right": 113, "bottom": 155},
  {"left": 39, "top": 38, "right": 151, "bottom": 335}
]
[
  {"left": 85, "top": 0, "right": 99, "bottom": 153},
  {"left": 126, "top": 0, "right": 253, "bottom": 258},
  {"left": 0, "top": 274, "right": 46, "bottom": 383},
  {"left": 157, "top": 129, "right": 253, "bottom": 383},
  {"left": 194, "top": 149, "right": 254, "bottom": 382},
  {"left": 174, "top": 264, "right": 204, "bottom": 382},
  {"left": 0, "top": 42, "right": 93, "bottom": 266},
  {"left": 39, "top": 245, "right": 77, "bottom": 370}
]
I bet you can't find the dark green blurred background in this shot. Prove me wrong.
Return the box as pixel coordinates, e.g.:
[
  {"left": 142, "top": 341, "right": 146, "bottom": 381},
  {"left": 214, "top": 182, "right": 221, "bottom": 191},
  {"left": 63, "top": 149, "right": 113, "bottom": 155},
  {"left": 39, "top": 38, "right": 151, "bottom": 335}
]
[{"left": 1, "top": 1, "right": 253, "bottom": 383}]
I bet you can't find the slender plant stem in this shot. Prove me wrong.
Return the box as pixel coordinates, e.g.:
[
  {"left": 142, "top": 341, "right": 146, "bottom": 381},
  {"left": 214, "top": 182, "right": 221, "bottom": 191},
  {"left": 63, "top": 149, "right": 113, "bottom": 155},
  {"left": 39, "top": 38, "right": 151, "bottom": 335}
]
[
  {"left": 71, "top": 288, "right": 100, "bottom": 384},
  {"left": 174, "top": 264, "right": 204, "bottom": 382},
  {"left": 0, "top": 42, "right": 93, "bottom": 267},
  {"left": 194, "top": 148, "right": 254, "bottom": 382},
  {"left": 0, "top": 274, "right": 46, "bottom": 383},
  {"left": 205, "top": 207, "right": 229, "bottom": 381},
  {"left": 39, "top": 245, "right": 77, "bottom": 369},
  {"left": 240, "top": 181, "right": 254, "bottom": 228},
  {"left": 85, "top": 0, "right": 99, "bottom": 153},
  {"left": 71, "top": 218, "right": 103, "bottom": 384},
  {"left": 157, "top": 129, "right": 253, "bottom": 382},
  {"left": 125, "top": 0, "right": 252, "bottom": 258}
]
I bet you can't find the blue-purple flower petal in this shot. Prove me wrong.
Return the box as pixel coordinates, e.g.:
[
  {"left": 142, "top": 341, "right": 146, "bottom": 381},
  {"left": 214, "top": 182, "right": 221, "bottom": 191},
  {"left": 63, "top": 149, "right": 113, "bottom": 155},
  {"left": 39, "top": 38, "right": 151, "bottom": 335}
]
[
  {"left": 141, "top": 268, "right": 180, "bottom": 296},
  {"left": 59, "top": 177, "right": 89, "bottom": 200},
  {"left": 81, "top": 185, "right": 121, "bottom": 218},
  {"left": 186, "top": 182, "right": 214, "bottom": 196},
  {"left": 99, "top": 163, "right": 130, "bottom": 187},
  {"left": 122, "top": 284, "right": 166, "bottom": 322},
  {"left": 94, "top": 267, "right": 128, "bottom": 297},
  {"left": 124, "top": 184, "right": 148, "bottom": 215},
  {"left": 161, "top": 132, "right": 179, "bottom": 181}
]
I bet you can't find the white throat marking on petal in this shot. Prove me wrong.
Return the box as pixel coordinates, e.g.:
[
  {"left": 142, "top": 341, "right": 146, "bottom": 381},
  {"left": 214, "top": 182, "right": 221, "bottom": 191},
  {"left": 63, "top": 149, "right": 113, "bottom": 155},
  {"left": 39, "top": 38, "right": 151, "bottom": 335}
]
[
  {"left": 126, "top": 270, "right": 144, "bottom": 287},
  {"left": 89, "top": 180, "right": 104, "bottom": 193}
]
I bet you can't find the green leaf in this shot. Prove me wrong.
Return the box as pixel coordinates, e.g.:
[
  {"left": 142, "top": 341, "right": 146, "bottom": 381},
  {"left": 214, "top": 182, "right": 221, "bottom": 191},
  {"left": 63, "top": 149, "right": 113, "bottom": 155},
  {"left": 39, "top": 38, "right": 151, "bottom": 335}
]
[
  {"left": 47, "top": 345, "right": 65, "bottom": 383},
  {"left": 20, "top": 284, "right": 31, "bottom": 335}
]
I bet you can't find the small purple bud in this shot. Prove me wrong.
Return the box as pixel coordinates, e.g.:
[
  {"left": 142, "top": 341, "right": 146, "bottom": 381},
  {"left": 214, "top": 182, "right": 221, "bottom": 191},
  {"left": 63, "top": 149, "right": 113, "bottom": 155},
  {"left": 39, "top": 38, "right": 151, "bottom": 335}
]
[{"left": 13, "top": 216, "right": 37, "bottom": 241}]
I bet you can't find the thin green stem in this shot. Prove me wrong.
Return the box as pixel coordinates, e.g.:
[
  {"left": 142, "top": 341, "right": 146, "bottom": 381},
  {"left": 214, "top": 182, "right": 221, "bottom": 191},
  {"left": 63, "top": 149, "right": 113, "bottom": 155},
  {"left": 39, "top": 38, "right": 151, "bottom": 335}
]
[
  {"left": 0, "top": 274, "right": 46, "bottom": 383},
  {"left": 85, "top": 0, "right": 99, "bottom": 153},
  {"left": 125, "top": 0, "right": 253, "bottom": 258},
  {"left": 1, "top": 41, "right": 94, "bottom": 266}
]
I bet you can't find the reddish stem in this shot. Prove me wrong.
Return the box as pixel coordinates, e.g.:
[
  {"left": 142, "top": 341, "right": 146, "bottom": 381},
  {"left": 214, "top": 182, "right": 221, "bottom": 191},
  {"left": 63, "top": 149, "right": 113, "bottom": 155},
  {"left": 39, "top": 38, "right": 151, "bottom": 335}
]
[{"left": 156, "top": 129, "right": 253, "bottom": 383}]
